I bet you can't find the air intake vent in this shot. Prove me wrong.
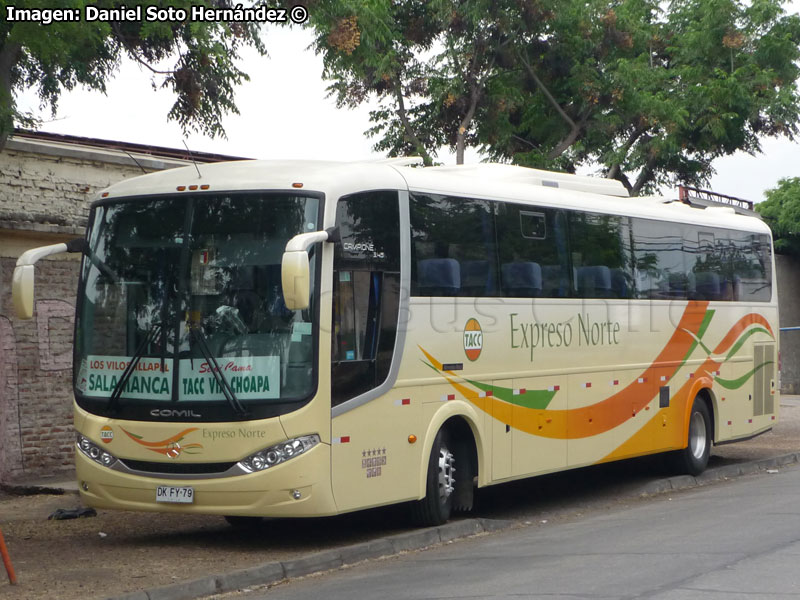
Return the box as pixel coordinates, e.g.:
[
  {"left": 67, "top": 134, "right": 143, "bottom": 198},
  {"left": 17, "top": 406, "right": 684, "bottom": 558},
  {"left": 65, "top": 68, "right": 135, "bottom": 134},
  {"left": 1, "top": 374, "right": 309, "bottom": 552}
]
[{"left": 753, "top": 344, "right": 775, "bottom": 416}]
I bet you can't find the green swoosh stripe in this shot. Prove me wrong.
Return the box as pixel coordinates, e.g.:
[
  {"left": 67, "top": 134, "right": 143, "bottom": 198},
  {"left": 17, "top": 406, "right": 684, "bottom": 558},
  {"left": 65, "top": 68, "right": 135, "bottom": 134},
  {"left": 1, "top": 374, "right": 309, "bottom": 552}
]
[
  {"left": 465, "top": 378, "right": 556, "bottom": 410},
  {"left": 677, "top": 308, "right": 715, "bottom": 370},
  {"left": 715, "top": 361, "right": 774, "bottom": 390},
  {"left": 724, "top": 327, "right": 773, "bottom": 362}
]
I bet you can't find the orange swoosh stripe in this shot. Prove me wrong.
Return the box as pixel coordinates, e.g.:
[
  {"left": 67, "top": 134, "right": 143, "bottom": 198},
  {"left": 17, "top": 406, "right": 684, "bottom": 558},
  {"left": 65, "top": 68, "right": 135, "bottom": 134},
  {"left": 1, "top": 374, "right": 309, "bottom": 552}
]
[
  {"left": 424, "top": 301, "right": 709, "bottom": 440},
  {"left": 120, "top": 427, "right": 199, "bottom": 448},
  {"left": 508, "top": 301, "right": 707, "bottom": 439},
  {"left": 713, "top": 313, "right": 774, "bottom": 355}
]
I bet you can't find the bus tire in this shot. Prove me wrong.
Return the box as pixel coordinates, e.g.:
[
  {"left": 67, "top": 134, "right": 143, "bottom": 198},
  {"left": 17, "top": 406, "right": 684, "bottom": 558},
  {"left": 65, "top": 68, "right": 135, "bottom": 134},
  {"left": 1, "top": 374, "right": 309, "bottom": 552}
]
[
  {"left": 412, "top": 429, "right": 456, "bottom": 526},
  {"left": 673, "top": 397, "right": 712, "bottom": 476}
]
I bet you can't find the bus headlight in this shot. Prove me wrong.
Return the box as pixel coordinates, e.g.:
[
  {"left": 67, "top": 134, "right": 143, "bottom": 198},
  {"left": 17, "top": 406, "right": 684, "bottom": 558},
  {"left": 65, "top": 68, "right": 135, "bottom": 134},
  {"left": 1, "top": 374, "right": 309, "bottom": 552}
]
[
  {"left": 237, "top": 434, "right": 320, "bottom": 473},
  {"left": 77, "top": 435, "right": 117, "bottom": 467}
]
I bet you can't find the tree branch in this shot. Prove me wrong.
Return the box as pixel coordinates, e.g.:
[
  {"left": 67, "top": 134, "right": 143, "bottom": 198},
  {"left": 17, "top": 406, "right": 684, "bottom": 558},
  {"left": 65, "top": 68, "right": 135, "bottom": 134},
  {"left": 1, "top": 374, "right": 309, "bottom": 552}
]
[
  {"left": 518, "top": 52, "right": 593, "bottom": 161},
  {"left": 631, "top": 155, "right": 657, "bottom": 196},
  {"left": 112, "top": 23, "right": 175, "bottom": 76},
  {"left": 613, "top": 170, "right": 634, "bottom": 195},
  {"left": 547, "top": 111, "right": 591, "bottom": 160},
  {"left": 456, "top": 52, "right": 492, "bottom": 164},
  {"left": 392, "top": 82, "right": 434, "bottom": 165},
  {"left": 518, "top": 51, "right": 577, "bottom": 131},
  {"left": 606, "top": 127, "right": 646, "bottom": 179}
]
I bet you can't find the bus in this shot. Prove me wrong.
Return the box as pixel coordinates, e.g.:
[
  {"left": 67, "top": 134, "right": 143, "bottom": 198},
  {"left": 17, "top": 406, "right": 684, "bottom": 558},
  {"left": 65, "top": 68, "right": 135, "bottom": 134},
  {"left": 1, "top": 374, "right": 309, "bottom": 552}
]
[{"left": 11, "top": 159, "right": 778, "bottom": 526}]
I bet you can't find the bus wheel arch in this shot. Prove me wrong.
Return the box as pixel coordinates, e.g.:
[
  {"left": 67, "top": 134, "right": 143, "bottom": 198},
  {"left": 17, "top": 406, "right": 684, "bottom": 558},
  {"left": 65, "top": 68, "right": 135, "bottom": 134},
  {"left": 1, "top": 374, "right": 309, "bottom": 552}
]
[
  {"left": 673, "top": 389, "right": 714, "bottom": 476},
  {"left": 697, "top": 388, "right": 717, "bottom": 444},
  {"left": 412, "top": 415, "right": 479, "bottom": 526}
]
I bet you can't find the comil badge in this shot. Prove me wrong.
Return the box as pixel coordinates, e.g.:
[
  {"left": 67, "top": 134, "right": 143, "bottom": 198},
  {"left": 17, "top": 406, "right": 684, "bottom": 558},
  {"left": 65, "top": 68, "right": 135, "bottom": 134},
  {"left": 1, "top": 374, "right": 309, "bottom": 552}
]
[{"left": 463, "top": 318, "right": 483, "bottom": 361}]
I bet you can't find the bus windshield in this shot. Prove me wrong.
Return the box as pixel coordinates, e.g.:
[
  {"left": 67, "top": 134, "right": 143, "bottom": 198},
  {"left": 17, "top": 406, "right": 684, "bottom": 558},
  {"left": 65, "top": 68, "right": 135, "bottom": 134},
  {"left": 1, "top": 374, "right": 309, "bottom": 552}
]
[{"left": 74, "top": 192, "right": 321, "bottom": 421}]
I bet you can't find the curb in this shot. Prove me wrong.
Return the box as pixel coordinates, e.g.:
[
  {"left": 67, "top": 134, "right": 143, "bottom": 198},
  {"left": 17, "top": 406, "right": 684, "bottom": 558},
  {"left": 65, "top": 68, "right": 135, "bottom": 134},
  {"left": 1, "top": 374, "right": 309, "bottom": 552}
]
[
  {"left": 84, "top": 452, "right": 800, "bottom": 600},
  {"left": 106, "top": 517, "right": 517, "bottom": 600},
  {"left": 634, "top": 452, "right": 800, "bottom": 496}
]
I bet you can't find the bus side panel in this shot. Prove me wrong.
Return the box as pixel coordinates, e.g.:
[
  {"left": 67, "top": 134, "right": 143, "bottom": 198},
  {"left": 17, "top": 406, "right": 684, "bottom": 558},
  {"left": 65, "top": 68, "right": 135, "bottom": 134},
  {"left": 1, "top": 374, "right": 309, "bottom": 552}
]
[
  {"left": 490, "top": 380, "right": 512, "bottom": 482},
  {"left": 510, "top": 375, "right": 567, "bottom": 478},
  {"left": 715, "top": 354, "right": 756, "bottom": 441},
  {"left": 330, "top": 389, "right": 424, "bottom": 513}
]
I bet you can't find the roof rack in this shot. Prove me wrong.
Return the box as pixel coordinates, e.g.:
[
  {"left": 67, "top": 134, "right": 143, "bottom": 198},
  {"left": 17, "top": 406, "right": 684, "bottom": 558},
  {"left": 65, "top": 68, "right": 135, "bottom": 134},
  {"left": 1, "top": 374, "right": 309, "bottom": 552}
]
[{"left": 678, "top": 185, "right": 757, "bottom": 217}]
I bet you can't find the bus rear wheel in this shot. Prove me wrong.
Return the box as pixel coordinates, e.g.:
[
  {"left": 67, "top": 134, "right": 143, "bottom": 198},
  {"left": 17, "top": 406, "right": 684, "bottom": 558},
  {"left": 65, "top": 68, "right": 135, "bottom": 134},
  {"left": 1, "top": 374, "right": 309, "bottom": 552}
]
[
  {"left": 673, "top": 398, "right": 712, "bottom": 476},
  {"left": 412, "top": 429, "right": 456, "bottom": 526}
]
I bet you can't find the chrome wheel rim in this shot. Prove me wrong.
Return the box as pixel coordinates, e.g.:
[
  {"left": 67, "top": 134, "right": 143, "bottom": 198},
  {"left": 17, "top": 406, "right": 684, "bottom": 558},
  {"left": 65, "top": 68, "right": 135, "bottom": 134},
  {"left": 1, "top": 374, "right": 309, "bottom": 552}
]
[
  {"left": 689, "top": 410, "right": 707, "bottom": 460},
  {"left": 437, "top": 445, "right": 456, "bottom": 502}
]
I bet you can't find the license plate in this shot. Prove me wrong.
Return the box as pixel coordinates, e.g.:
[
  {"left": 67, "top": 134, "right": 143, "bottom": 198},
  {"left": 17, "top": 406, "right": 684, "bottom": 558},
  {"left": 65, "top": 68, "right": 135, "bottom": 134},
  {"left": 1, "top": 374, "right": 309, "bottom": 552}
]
[{"left": 156, "top": 485, "right": 194, "bottom": 504}]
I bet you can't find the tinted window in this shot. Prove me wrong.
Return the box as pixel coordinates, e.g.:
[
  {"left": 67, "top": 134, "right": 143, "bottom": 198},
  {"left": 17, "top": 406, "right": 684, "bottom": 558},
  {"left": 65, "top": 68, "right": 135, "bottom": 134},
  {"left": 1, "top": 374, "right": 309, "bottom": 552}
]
[
  {"left": 410, "top": 194, "right": 497, "bottom": 297},
  {"left": 496, "top": 204, "right": 570, "bottom": 297},
  {"left": 332, "top": 191, "right": 401, "bottom": 405},
  {"left": 632, "top": 219, "right": 686, "bottom": 299},
  {"left": 408, "top": 192, "right": 771, "bottom": 303},
  {"left": 570, "top": 213, "right": 634, "bottom": 299}
]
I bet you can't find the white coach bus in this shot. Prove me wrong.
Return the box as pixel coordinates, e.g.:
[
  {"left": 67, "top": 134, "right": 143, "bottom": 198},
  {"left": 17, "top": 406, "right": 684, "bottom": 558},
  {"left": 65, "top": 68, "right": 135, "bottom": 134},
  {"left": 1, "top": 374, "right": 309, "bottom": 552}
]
[{"left": 12, "top": 159, "right": 778, "bottom": 525}]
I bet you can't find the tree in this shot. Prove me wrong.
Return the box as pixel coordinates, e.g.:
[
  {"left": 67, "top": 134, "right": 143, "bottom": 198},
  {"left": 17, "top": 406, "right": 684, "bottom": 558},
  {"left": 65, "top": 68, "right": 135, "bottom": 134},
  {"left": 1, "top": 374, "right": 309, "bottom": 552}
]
[
  {"left": 309, "top": 0, "right": 800, "bottom": 194},
  {"left": 756, "top": 177, "right": 800, "bottom": 255},
  {"left": 0, "top": 0, "right": 265, "bottom": 149},
  {"left": 306, "top": 0, "right": 516, "bottom": 165},
  {"left": 489, "top": 0, "right": 800, "bottom": 195}
]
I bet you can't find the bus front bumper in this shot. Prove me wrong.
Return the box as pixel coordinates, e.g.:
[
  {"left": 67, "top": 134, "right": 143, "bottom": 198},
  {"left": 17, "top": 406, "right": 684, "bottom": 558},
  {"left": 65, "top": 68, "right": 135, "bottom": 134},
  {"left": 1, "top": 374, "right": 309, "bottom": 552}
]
[{"left": 75, "top": 443, "right": 338, "bottom": 517}]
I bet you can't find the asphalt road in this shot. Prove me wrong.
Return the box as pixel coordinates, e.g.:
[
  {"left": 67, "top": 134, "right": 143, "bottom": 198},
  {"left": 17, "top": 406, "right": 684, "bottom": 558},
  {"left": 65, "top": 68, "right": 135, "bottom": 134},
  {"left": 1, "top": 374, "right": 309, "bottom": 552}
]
[
  {"left": 233, "top": 464, "right": 800, "bottom": 600},
  {"left": 3, "top": 399, "right": 799, "bottom": 600}
]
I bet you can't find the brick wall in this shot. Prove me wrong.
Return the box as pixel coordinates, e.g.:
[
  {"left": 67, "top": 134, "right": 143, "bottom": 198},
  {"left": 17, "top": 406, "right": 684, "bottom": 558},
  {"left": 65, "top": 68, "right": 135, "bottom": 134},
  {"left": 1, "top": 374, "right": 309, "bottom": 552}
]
[
  {"left": 0, "top": 258, "right": 78, "bottom": 480},
  {"left": 0, "top": 135, "right": 193, "bottom": 483},
  {"left": 0, "top": 143, "right": 146, "bottom": 228}
]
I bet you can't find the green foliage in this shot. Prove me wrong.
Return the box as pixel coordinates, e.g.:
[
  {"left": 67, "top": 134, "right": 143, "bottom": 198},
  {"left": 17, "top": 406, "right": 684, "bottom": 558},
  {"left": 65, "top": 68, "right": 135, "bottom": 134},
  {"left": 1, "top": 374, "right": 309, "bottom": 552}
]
[
  {"left": 307, "top": 0, "right": 800, "bottom": 194},
  {"left": 0, "top": 0, "right": 265, "bottom": 147},
  {"left": 756, "top": 177, "right": 800, "bottom": 255}
]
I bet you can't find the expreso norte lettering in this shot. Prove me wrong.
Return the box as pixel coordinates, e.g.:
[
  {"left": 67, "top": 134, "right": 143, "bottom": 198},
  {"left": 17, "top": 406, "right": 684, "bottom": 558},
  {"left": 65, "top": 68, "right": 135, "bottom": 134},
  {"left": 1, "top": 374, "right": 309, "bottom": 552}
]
[{"left": 510, "top": 313, "right": 621, "bottom": 361}]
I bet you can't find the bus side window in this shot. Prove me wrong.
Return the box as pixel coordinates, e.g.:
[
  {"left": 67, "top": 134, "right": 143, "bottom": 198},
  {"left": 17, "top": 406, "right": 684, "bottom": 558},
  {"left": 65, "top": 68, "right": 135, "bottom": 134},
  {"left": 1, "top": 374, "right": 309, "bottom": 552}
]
[
  {"left": 569, "top": 212, "right": 634, "bottom": 299},
  {"left": 332, "top": 191, "right": 401, "bottom": 406},
  {"left": 495, "top": 204, "right": 570, "bottom": 298},
  {"left": 410, "top": 194, "right": 497, "bottom": 297}
]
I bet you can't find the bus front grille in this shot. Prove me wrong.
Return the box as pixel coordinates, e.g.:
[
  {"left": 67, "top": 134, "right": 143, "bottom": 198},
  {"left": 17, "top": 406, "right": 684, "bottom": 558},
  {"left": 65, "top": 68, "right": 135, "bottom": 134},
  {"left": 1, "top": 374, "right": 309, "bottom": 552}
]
[{"left": 118, "top": 458, "right": 238, "bottom": 475}]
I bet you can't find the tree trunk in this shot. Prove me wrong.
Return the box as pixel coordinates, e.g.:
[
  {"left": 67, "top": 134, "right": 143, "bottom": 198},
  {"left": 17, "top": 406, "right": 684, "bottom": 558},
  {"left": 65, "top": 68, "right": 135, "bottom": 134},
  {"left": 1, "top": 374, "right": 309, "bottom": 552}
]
[
  {"left": 631, "top": 156, "right": 657, "bottom": 196},
  {"left": 393, "top": 84, "right": 434, "bottom": 165}
]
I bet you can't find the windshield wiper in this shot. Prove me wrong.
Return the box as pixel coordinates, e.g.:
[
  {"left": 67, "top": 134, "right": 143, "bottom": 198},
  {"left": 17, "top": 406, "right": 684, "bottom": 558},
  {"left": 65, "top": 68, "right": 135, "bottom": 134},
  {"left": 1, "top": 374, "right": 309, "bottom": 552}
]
[
  {"left": 189, "top": 323, "right": 249, "bottom": 419},
  {"left": 108, "top": 323, "right": 162, "bottom": 413}
]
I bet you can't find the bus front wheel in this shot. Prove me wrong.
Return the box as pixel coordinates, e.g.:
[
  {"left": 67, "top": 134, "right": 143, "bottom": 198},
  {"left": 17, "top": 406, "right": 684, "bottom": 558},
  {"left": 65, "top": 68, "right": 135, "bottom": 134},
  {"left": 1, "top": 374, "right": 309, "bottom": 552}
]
[
  {"left": 412, "top": 429, "right": 455, "bottom": 526},
  {"left": 673, "top": 398, "right": 712, "bottom": 476}
]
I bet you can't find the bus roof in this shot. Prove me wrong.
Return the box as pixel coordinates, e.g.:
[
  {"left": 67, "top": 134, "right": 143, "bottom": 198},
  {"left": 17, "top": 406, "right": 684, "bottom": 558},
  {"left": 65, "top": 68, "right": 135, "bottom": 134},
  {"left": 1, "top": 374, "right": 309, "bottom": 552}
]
[{"left": 96, "top": 159, "right": 770, "bottom": 236}]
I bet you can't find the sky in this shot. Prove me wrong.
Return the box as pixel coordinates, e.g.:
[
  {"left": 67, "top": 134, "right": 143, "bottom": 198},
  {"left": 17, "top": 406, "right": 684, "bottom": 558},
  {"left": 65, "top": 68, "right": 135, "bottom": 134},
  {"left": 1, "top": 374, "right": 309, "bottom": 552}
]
[{"left": 15, "top": 11, "right": 800, "bottom": 205}]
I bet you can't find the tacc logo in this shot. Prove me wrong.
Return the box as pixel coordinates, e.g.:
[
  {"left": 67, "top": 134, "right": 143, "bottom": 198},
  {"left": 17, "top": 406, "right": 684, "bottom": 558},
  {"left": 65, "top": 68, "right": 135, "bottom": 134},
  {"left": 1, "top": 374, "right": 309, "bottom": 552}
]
[{"left": 463, "top": 318, "right": 483, "bottom": 361}]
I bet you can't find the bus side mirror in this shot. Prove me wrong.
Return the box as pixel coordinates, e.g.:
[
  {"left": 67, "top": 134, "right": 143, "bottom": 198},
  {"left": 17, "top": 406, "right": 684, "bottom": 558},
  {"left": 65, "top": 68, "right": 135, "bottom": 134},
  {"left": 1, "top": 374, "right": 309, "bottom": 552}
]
[
  {"left": 11, "top": 239, "right": 87, "bottom": 320},
  {"left": 11, "top": 264, "right": 35, "bottom": 319},
  {"left": 281, "top": 228, "right": 338, "bottom": 311},
  {"left": 281, "top": 251, "right": 311, "bottom": 311}
]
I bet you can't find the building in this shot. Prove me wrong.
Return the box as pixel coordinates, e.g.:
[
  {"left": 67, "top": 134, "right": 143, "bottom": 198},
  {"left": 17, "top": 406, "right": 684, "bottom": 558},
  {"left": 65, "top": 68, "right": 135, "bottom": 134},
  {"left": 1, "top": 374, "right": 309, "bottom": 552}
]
[{"left": 0, "top": 130, "right": 243, "bottom": 484}]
